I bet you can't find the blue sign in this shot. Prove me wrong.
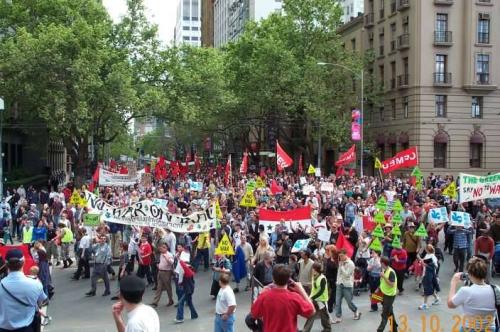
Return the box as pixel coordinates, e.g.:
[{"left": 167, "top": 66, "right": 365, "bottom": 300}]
[{"left": 428, "top": 207, "right": 449, "bottom": 224}]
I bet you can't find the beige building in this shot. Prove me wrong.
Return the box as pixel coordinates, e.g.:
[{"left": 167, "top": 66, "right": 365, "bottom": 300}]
[{"left": 340, "top": 0, "right": 500, "bottom": 175}]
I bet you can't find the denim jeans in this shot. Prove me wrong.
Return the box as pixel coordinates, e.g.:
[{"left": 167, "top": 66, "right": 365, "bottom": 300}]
[
  {"left": 335, "top": 284, "right": 357, "bottom": 318},
  {"left": 193, "top": 248, "right": 210, "bottom": 271},
  {"left": 176, "top": 292, "right": 198, "bottom": 320},
  {"left": 214, "top": 313, "right": 235, "bottom": 332}
]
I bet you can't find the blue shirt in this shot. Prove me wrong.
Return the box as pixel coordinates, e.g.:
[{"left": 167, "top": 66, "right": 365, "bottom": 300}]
[
  {"left": 449, "top": 228, "right": 470, "bottom": 249},
  {"left": 0, "top": 271, "right": 47, "bottom": 330},
  {"left": 32, "top": 226, "right": 47, "bottom": 242}
]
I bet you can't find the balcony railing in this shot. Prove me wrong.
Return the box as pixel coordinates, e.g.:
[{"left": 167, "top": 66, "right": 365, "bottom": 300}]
[
  {"left": 434, "top": 31, "right": 453, "bottom": 45},
  {"left": 398, "top": 0, "right": 410, "bottom": 10},
  {"left": 398, "top": 74, "right": 410, "bottom": 88},
  {"left": 434, "top": 0, "right": 453, "bottom": 4},
  {"left": 397, "top": 33, "right": 410, "bottom": 49},
  {"left": 364, "top": 13, "right": 375, "bottom": 27},
  {"left": 433, "top": 72, "right": 452, "bottom": 85},
  {"left": 477, "top": 73, "right": 490, "bottom": 85}
]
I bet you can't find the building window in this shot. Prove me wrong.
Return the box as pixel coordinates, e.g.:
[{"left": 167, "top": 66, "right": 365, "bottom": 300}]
[
  {"left": 402, "top": 16, "right": 409, "bottom": 33},
  {"left": 183, "top": 26, "right": 190, "bottom": 30},
  {"left": 378, "top": 144, "right": 385, "bottom": 161},
  {"left": 379, "top": 65, "right": 384, "bottom": 87},
  {"left": 471, "top": 96, "right": 483, "bottom": 118},
  {"left": 470, "top": 142, "right": 483, "bottom": 168},
  {"left": 434, "top": 142, "right": 447, "bottom": 168},
  {"left": 401, "top": 142, "right": 409, "bottom": 150},
  {"left": 183, "top": 36, "right": 190, "bottom": 41},
  {"left": 435, "top": 54, "right": 447, "bottom": 83},
  {"left": 192, "top": 26, "right": 199, "bottom": 31},
  {"left": 478, "top": 14, "right": 490, "bottom": 44},
  {"left": 391, "top": 99, "right": 396, "bottom": 119},
  {"left": 435, "top": 13, "right": 448, "bottom": 42},
  {"left": 191, "top": 36, "right": 199, "bottom": 41},
  {"left": 403, "top": 96, "right": 409, "bottom": 118},
  {"left": 476, "top": 54, "right": 490, "bottom": 84},
  {"left": 379, "top": 106, "right": 385, "bottom": 121},
  {"left": 390, "top": 143, "right": 397, "bottom": 156},
  {"left": 351, "top": 38, "right": 356, "bottom": 50},
  {"left": 435, "top": 95, "right": 447, "bottom": 117}
]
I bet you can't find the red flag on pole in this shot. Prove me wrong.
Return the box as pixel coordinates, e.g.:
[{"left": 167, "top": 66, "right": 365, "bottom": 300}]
[
  {"left": 109, "top": 159, "right": 117, "bottom": 170},
  {"left": 240, "top": 151, "right": 248, "bottom": 174},
  {"left": 270, "top": 179, "right": 284, "bottom": 195},
  {"left": 144, "top": 164, "right": 151, "bottom": 174},
  {"left": 349, "top": 169, "right": 355, "bottom": 177},
  {"left": 276, "top": 141, "right": 293, "bottom": 172},
  {"left": 335, "top": 167, "right": 345, "bottom": 177},
  {"left": 194, "top": 153, "right": 201, "bottom": 172},
  {"left": 89, "top": 167, "right": 99, "bottom": 192},
  {"left": 297, "top": 154, "right": 303, "bottom": 176},
  {"left": 336, "top": 229, "right": 354, "bottom": 258},
  {"left": 224, "top": 155, "right": 232, "bottom": 186},
  {"left": 335, "top": 145, "right": 356, "bottom": 167},
  {"left": 381, "top": 146, "right": 419, "bottom": 174}
]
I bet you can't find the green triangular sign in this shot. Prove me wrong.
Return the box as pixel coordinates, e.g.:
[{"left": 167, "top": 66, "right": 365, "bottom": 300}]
[
  {"left": 375, "top": 197, "right": 387, "bottom": 210},
  {"left": 369, "top": 237, "right": 382, "bottom": 252},
  {"left": 392, "top": 236, "right": 401, "bottom": 249},
  {"left": 391, "top": 226, "right": 401, "bottom": 236},
  {"left": 372, "top": 224, "right": 385, "bottom": 238},
  {"left": 411, "top": 166, "right": 422, "bottom": 178},
  {"left": 374, "top": 211, "right": 386, "bottom": 224},
  {"left": 392, "top": 199, "right": 403, "bottom": 212},
  {"left": 415, "top": 223, "right": 428, "bottom": 237},
  {"left": 391, "top": 213, "right": 403, "bottom": 224}
]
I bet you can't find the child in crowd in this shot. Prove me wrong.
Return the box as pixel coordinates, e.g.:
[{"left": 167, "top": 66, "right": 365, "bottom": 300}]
[{"left": 409, "top": 259, "right": 424, "bottom": 291}]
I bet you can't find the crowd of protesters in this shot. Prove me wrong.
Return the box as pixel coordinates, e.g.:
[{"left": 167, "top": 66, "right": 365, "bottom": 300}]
[{"left": 1, "top": 165, "right": 500, "bottom": 332}]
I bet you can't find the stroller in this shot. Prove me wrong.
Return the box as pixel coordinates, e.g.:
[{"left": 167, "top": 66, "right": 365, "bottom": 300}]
[{"left": 491, "top": 244, "right": 500, "bottom": 277}]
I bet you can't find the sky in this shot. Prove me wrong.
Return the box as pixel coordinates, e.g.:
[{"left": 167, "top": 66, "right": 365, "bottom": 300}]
[{"left": 103, "top": 0, "right": 178, "bottom": 44}]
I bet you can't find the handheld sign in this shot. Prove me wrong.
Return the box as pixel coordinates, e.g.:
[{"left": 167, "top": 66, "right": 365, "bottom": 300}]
[
  {"left": 442, "top": 182, "right": 457, "bottom": 199},
  {"left": 374, "top": 212, "right": 386, "bottom": 224},
  {"left": 375, "top": 197, "right": 387, "bottom": 211},
  {"left": 256, "top": 177, "right": 266, "bottom": 189},
  {"left": 291, "top": 239, "right": 311, "bottom": 253},
  {"left": 215, "top": 234, "right": 235, "bottom": 256},
  {"left": 84, "top": 214, "right": 101, "bottom": 227},
  {"left": 428, "top": 207, "right": 448, "bottom": 224},
  {"left": 391, "top": 226, "right": 401, "bottom": 236},
  {"left": 240, "top": 191, "right": 257, "bottom": 208},
  {"left": 372, "top": 224, "right": 385, "bottom": 238},
  {"left": 70, "top": 190, "right": 82, "bottom": 206},
  {"left": 415, "top": 223, "right": 428, "bottom": 237},
  {"left": 369, "top": 237, "right": 382, "bottom": 252},
  {"left": 246, "top": 180, "right": 257, "bottom": 192},
  {"left": 391, "top": 236, "right": 401, "bottom": 249},
  {"left": 391, "top": 213, "right": 403, "bottom": 224},
  {"left": 392, "top": 200, "right": 403, "bottom": 213}
]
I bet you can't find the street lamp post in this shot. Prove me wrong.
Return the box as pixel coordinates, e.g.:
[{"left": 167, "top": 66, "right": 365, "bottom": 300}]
[
  {"left": 317, "top": 62, "right": 365, "bottom": 177},
  {"left": 0, "top": 97, "right": 4, "bottom": 199}
]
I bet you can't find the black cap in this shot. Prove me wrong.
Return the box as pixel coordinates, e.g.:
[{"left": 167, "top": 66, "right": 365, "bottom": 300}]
[
  {"left": 119, "top": 275, "right": 145, "bottom": 293},
  {"left": 5, "top": 249, "right": 24, "bottom": 262}
]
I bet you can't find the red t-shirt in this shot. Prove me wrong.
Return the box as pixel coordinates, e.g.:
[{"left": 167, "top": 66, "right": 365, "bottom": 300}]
[
  {"left": 390, "top": 248, "right": 408, "bottom": 271},
  {"left": 251, "top": 288, "right": 314, "bottom": 332},
  {"left": 139, "top": 242, "right": 152, "bottom": 266}
]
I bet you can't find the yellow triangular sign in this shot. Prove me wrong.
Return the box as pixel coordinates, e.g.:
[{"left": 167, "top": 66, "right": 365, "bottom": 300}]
[
  {"left": 215, "top": 200, "right": 223, "bottom": 219},
  {"left": 215, "top": 234, "right": 235, "bottom": 256},
  {"left": 70, "top": 190, "right": 82, "bottom": 206},
  {"left": 240, "top": 191, "right": 257, "bottom": 208},
  {"left": 256, "top": 176, "right": 266, "bottom": 189},
  {"left": 374, "top": 158, "right": 383, "bottom": 169},
  {"left": 307, "top": 164, "right": 316, "bottom": 175},
  {"left": 443, "top": 182, "right": 457, "bottom": 199}
]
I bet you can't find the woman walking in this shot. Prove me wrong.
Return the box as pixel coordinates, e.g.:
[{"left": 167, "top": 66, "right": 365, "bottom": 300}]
[{"left": 418, "top": 244, "right": 441, "bottom": 310}]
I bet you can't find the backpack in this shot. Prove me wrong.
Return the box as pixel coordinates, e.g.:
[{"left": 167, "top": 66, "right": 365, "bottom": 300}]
[{"left": 490, "top": 284, "right": 500, "bottom": 329}]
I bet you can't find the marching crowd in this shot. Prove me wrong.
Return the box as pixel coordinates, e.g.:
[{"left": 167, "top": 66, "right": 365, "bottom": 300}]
[{"left": 0, "top": 168, "right": 500, "bottom": 332}]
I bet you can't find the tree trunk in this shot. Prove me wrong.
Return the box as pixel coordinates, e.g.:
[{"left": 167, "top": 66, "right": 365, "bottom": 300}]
[{"left": 65, "top": 136, "right": 90, "bottom": 188}]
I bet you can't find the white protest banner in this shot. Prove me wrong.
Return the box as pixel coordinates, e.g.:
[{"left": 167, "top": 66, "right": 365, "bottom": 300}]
[
  {"left": 84, "top": 191, "right": 215, "bottom": 233},
  {"left": 459, "top": 173, "right": 500, "bottom": 203},
  {"left": 428, "top": 207, "right": 449, "bottom": 224},
  {"left": 450, "top": 211, "right": 472, "bottom": 228},
  {"left": 302, "top": 185, "right": 316, "bottom": 195},
  {"left": 291, "top": 239, "right": 311, "bottom": 253},
  {"left": 320, "top": 182, "right": 334, "bottom": 192},
  {"left": 317, "top": 228, "right": 331, "bottom": 242},
  {"left": 300, "top": 177, "right": 307, "bottom": 185},
  {"left": 99, "top": 168, "right": 139, "bottom": 187}
]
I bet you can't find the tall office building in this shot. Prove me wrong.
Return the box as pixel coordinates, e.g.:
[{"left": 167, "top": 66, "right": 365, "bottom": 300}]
[
  {"left": 201, "top": 0, "right": 215, "bottom": 47},
  {"left": 174, "top": 0, "right": 202, "bottom": 46},
  {"left": 340, "top": 0, "right": 500, "bottom": 174},
  {"left": 213, "top": 0, "right": 283, "bottom": 48},
  {"left": 339, "top": 0, "right": 364, "bottom": 23}
]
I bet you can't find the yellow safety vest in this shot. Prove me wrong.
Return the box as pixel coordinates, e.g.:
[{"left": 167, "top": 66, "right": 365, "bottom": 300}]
[
  {"left": 380, "top": 267, "right": 397, "bottom": 296},
  {"left": 22, "top": 227, "right": 33, "bottom": 244},
  {"left": 61, "top": 227, "right": 74, "bottom": 243},
  {"left": 311, "top": 274, "right": 329, "bottom": 302}
]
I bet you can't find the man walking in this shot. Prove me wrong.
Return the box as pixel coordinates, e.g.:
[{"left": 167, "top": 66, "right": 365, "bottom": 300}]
[
  {"left": 86, "top": 235, "right": 111, "bottom": 297},
  {"left": 376, "top": 256, "right": 398, "bottom": 332},
  {"left": 214, "top": 273, "right": 236, "bottom": 332},
  {"left": 332, "top": 248, "right": 361, "bottom": 323},
  {"left": 150, "top": 243, "right": 174, "bottom": 307},
  {"left": 73, "top": 227, "right": 91, "bottom": 280},
  {"left": 111, "top": 275, "right": 160, "bottom": 332}
]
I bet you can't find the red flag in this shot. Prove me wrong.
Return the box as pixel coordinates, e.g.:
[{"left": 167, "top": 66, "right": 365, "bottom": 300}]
[
  {"left": 362, "top": 215, "right": 376, "bottom": 232},
  {"left": 336, "top": 229, "right": 354, "bottom": 258},
  {"left": 297, "top": 154, "right": 303, "bottom": 176},
  {"left": 89, "top": 167, "right": 99, "bottom": 192},
  {"left": 336, "top": 144, "right": 356, "bottom": 167},
  {"left": 335, "top": 167, "right": 345, "bottom": 177},
  {"left": 194, "top": 153, "right": 201, "bottom": 172},
  {"left": 409, "top": 176, "right": 416, "bottom": 186},
  {"left": 240, "top": 151, "right": 248, "bottom": 174},
  {"left": 0, "top": 245, "right": 37, "bottom": 275},
  {"left": 109, "top": 159, "right": 117, "bottom": 170},
  {"left": 381, "top": 146, "right": 419, "bottom": 174},
  {"left": 259, "top": 167, "right": 266, "bottom": 178},
  {"left": 144, "top": 164, "right": 151, "bottom": 174},
  {"left": 216, "top": 163, "right": 224, "bottom": 175},
  {"left": 349, "top": 169, "right": 355, "bottom": 177},
  {"left": 270, "top": 180, "right": 283, "bottom": 195},
  {"left": 224, "top": 155, "right": 232, "bottom": 186},
  {"left": 276, "top": 141, "right": 293, "bottom": 172}
]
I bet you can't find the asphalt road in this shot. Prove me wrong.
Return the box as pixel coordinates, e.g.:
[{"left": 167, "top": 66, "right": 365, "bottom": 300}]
[{"left": 43, "top": 252, "right": 496, "bottom": 332}]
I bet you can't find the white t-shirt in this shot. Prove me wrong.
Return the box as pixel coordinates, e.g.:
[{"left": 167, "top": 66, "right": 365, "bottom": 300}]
[
  {"left": 126, "top": 304, "right": 160, "bottom": 332},
  {"left": 451, "top": 284, "right": 497, "bottom": 329},
  {"left": 215, "top": 286, "right": 237, "bottom": 315}
]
